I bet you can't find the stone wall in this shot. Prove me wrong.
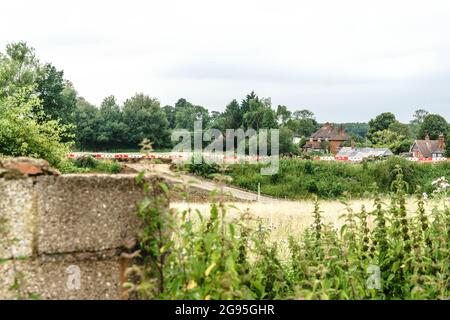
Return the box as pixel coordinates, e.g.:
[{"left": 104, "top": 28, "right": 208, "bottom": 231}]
[{"left": 0, "top": 158, "right": 158, "bottom": 300}]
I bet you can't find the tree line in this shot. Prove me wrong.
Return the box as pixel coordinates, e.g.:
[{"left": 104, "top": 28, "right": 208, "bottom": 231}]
[{"left": 1, "top": 42, "right": 449, "bottom": 158}]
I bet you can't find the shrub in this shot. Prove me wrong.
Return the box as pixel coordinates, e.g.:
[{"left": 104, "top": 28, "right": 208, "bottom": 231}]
[
  {"left": 186, "top": 157, "right": 220, "bottom": 177},
  {"left": 74, "top": 155, "right": 97, "bottom": 168},
  {"left": 0, "top": 87, "right": 73, "bottom": 170}
]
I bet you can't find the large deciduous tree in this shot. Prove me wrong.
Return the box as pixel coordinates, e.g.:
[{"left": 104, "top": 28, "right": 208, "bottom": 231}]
[
  {"left": 367, "top": 112, "right": 397, "bottom": 142},
  {"left": 285, "top": 109, "right": 318, "bottom": 137},
  {"left": 418, "top": 114, "right": 448, "bottom": 139},
  {"left": 122, "top": 93, "right": 170, "bottom": 148},
  {"left": 0, "top": 42, "right": 73, "bottom": 167},
  {"left": 0, "top": 42, "right": 77, "bottom": 123},
  {"left": 97, "top": 96, "right": 127, "bottom": 148},
  {"left": 174, "top": 98, "right": 210, "bottom": 131}
]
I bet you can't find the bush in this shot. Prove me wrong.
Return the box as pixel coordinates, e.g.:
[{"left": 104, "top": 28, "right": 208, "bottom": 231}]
[
  {"left": 74, "top": 155, "right": 97, "bottom": 168},
  {"left": 225, "top": 157, "right": 450, "bottom": 199},
  {"left": 186, "top": 157, "right": 220, "bottom": 177},
  {"left": 0, "top": 87, "right": 72, "bottom": 170}
]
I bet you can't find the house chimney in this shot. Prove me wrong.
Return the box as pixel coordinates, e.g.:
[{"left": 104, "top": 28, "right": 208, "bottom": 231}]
[{"left": 439, "top": 134, "right": 445, "bottom": 150}]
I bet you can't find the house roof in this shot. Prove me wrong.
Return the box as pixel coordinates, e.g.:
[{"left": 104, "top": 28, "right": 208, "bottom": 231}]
[
  {"left": 411, "top": 139, "right": 444, "bottom": 157},
  {"left": 336, "top": 147, "right": 394, "bottom": 158},
  {"left": 310, "top": 123, "right": 348, "bottom": 141}
]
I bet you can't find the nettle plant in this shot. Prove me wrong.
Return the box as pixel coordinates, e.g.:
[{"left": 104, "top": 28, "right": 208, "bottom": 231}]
[
  {"left": 128, "top": 167, "right": 449, "bottom": 300},
  {"left": 431, "top": 176, "right": 449, "bottom": 200}
]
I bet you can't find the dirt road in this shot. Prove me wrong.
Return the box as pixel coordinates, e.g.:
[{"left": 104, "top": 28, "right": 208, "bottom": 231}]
[{"left": 125, "top": 163, "right": 273, "bottom": 202}]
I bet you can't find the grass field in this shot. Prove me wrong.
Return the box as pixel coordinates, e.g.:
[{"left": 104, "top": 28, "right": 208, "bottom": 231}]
[{"left": 171, "top": 196, "right": 439, "bottom": 245}]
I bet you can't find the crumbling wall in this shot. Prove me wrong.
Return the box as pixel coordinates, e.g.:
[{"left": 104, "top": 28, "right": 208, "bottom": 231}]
[{"left": 0, "top": 158, "right": 157, "bottom": 300}]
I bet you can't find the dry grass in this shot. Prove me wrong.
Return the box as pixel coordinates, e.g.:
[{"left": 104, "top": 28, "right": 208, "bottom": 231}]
[{"left": 171, "top": 197, "right": 438, "bottom": 245}]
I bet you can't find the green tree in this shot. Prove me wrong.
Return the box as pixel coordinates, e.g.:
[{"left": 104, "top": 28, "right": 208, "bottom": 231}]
[
  {"left": 72, "top": 97, "right": 101, "bottom": 150},
  {"left": 279, "top": 126, "right": 295, "bottom": 154},
  {"left": 417, "top": 114, "right": 448, "bottom": 139},
  {"left": 174, "top": 98, "right": 210, "bottom": 131},
  {"left": 35, "top": 63, "right": 77, "bottom": 123},
  {"left": 276, "top": 105, "right": 292, "bottom": 125},
  {"left": 122, "top": 93, "right": 170, "bottom": 148},
  {"left": 342, "top": 122, "right": 369, "bottom": 138},
  {"left": 371, "top": 129, "right": 412, "bottom": 154},
  {"left": 97, "top": 96, "right": 127, "bottom": 148},
  {"left": 285, "top": 109, "right": 318, "bottom": 137},
  {"left": 220, "top": 99, "right": 242, "bottom": 130},
  {"left": 242, "top": 97, "right": 278, "bottom": 130},
  {"left": 0, "top": 42, "right": 38, "bottom": 98},
  {"left": 388, "top": 121, "right": 411, "bottom": 138},
  {"left": 240, "top": 91, "right": 258, "bottom": 116},
  {"left": 0, "top": 42, "right": 76, "bottom": 123},
  {"left": 0, "top": 86, "right": 71, "bottom": 167},
  {"left": 163, "top": 105, "right": 176, "bottom": 129},
  {"left": 410, "top": 109, "right": 429, "bottom": 138},
  {"left": 367, "top": 112, "right": 397, "bottom": 142}
]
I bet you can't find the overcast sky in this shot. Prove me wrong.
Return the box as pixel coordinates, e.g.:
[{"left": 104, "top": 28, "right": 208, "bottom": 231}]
[{"left": 1, "top": 0, "right": 450, "bottom": 122}]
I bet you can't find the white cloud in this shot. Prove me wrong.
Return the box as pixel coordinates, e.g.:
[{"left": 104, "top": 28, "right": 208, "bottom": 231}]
[{"left": 1, "top": 0, "right": 450, "bottom": 122}]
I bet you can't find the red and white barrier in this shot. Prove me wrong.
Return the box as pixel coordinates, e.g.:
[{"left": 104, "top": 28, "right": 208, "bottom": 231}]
[
  {"left": 66, "top": 152, "right": 270, "bottom": 163},
  {"left": 67, "top": 152, "right": 450, "bottom": 163}
]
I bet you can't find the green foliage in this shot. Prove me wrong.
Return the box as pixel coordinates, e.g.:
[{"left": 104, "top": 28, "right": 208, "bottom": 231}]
[
  {"left": 278, "top": 126, "right": 296, "bottom": 154},
  {"left": 0, "top": 42, "right": 76, "bottom": 123},
  {"left": 418, "top": 114, "right": 448, "bottom": 140},
  {"left": 446, "top": 140, "right": 450, "bottom": 157},
  {"left": 370, "top": 129, "right": 412, "bottom": 154},
  {"left": 74, "top": 154, "right": 97, "bottom": 168},
  {"left": 285, "top": 110, "right": 319, "bottom": 137},
  {"left": 0, "top": 42, "right": 75, "bottom": 169},
  {"left": 218, "top": 99, "right": 242, "bottom": 130},
  {"left": 129, "top": 170, "right": 450, "bottom": 299},
  {"left": 186, "top": 157, "right": 220, "bottom": 177},
  {"left": 123, "top": 94, "right": 171, "bottom": 148},
  {"left": 174, "top": 98, "right": 210, "bottom": 131},
  {"left": 410, "top": 109, "right": 429, "bottom": 138},
  {"left": 59, "top": 156, "right": 121, "bottom": 174},
  {"left": 276, "top": 105, "right": 292, "bottom": 125},
  {"left": 0, "top": 87, "right": 72, "bottom": 168},
  {"left": 366, "top": 112, "right": 415, "bottom": 154},
  {"left": 342, "top": 122, "right": 369, "bottom": 139},
  {"left": 367, "top": 112, "right": 397, "bottom": 142},
  {"left": 242, "top": 97, "right": 278, "bottom": 131},
  {"left": 225, "top": 157, "right": 450, "bottom": 199}
]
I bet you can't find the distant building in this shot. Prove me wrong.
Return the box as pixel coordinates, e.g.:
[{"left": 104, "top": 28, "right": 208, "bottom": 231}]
[
  {"left": 303, "top": 122, "right": 349, "bottom": 154},
  {"left": 410, "top": 134, "right": 446, "bottom": 158},
  {"left": 336, "top": 147, "right": 393, "bottom": 159}
]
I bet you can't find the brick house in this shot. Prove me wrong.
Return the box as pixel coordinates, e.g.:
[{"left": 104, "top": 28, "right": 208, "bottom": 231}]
[
  {"left": 303, "top": 122, "right": 349, "bottom": 154},
  {"left": 410, "top": 134, "right": 446, "bottom": 158}
]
